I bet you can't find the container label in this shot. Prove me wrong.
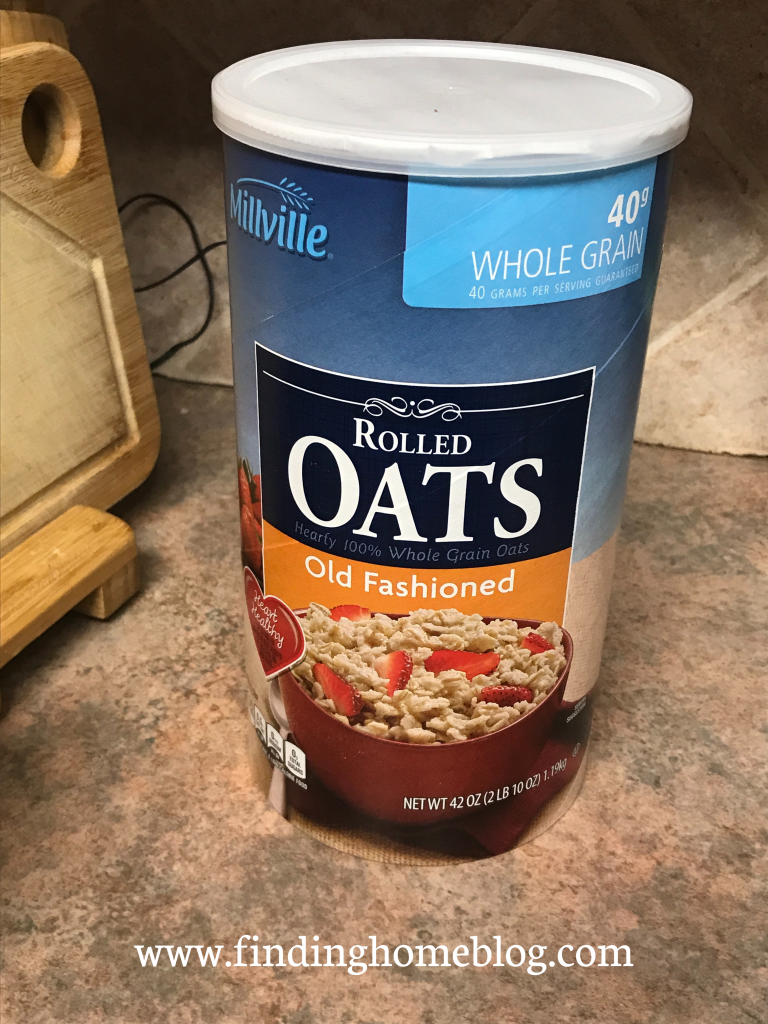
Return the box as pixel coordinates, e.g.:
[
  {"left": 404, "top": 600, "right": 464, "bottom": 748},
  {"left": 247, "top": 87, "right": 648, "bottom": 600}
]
[
  {"left": 225, "top": 138, "right": 673, "bottom": 860},
  {"left": 254, "top": 345, "right": 593, "bottom": 624},
  {"left": 403, "top": 158, "right": 657, "bottom": 308},
  {"left": 238, "top": 345, "right": 594, "bottom": 843}
]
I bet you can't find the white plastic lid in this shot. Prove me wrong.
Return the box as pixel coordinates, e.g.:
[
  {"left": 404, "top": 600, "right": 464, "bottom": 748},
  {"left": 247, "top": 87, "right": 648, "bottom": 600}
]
[{"left": 212, "top": 39, "right": 692, "bottom": 177}]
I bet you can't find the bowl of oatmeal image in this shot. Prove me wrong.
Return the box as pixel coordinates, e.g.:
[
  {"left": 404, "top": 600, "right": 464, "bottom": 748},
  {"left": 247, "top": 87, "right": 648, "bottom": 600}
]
[{"left": 278, "top": 604, "right": 573, "bottom": 826}]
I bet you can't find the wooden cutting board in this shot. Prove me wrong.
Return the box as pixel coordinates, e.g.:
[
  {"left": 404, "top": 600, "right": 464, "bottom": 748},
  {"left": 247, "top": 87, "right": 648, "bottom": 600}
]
[
  {"left": 0, "top": 20, "right": 160, "bottom": 666},
  {"left": 0, "top": 9, "right": 68, "bottom": 50},
  {"left": 0, "top": 35, "right": 160, "bottom": 555}
]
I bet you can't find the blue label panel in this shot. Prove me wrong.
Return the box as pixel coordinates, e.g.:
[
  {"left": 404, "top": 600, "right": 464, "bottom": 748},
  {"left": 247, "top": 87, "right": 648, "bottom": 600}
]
[{"left": 403, "top": 159, "right": 657, "bottom": 308}]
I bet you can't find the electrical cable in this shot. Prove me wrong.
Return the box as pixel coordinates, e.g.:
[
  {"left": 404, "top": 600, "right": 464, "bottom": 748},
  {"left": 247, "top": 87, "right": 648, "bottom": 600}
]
[
  {"left": 134, "top": 240, "right": 227, "bottom": 294},
  {"left": 118, "top": 193, "right": 226, "bottom": 371}
]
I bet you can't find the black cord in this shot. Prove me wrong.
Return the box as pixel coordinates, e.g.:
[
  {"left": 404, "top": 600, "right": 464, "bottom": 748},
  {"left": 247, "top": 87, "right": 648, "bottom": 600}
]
[
  {"left": 134, "top": 240, "right": 227, "bottom": 293},
  {"left": 118, "top": 193, "right": 226, "bottom": 371}
]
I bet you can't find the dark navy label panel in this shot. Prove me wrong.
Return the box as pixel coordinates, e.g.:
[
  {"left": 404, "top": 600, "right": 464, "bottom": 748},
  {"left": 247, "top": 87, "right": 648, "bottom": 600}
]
[{"left": 257, "top": 345, "right": 593, "bottom": 572}]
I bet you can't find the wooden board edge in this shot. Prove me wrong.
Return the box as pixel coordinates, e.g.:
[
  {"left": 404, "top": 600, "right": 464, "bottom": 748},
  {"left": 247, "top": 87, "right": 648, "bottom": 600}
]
[{"left": 0, "top": 506, "right": 138, "bottom": 667}]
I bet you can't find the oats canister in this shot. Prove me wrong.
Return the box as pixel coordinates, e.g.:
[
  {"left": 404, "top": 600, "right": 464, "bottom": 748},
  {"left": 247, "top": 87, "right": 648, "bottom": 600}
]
[{"left": 212, "top": 40, "right": 692, "bottom": 862}]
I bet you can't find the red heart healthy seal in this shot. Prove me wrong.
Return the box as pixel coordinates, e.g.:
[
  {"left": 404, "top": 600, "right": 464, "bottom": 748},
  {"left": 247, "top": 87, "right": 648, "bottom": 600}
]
[{"left": 244, "top": 567, "right": 306, "bottom": 678}]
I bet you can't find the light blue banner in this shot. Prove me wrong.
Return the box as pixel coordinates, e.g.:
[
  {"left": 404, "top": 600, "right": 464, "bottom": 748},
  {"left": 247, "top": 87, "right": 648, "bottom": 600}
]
[{"left": 403, "top": 159, "right": 657, "bottom": 308}]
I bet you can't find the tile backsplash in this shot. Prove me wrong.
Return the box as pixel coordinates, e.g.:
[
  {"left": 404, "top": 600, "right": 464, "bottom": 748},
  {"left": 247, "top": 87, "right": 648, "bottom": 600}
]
[{"left": 32, "top": 0, "right": 768, "bottom": 452}]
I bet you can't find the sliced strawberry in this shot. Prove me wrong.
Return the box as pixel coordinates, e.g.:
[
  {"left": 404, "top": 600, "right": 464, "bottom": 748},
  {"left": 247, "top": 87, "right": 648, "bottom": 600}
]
[
  {"left": 480, "top": 685, "right": 534, "bottom": 706},
  {"left": 240, "top": 503, "right": 263, "bottom": 574},
  {"left": 424, "top": 650, "right": 500, "bottom": 681},
  {"left": 313, "top": 663, "right": 363, "bottom": 718},
  {"left": 238, "top": 465, "right": 252, "bottom": 512},
  {"left": 330, "top": 605, "right": 372, "bottom": 622},
  {"left": 521, "top": 632, "right": 555, "bottom": 655},
  {"left": 252, "top": 476, "right": 263, "bottom": 522},
  {"left": 374, "top": 650, "right": 413, "bottom": 697}
]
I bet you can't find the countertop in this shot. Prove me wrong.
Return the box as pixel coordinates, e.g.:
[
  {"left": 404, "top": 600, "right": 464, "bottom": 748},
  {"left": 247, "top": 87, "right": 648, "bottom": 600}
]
[{"left": 1, "top": 379, "right": 766, "bottom": 1024}]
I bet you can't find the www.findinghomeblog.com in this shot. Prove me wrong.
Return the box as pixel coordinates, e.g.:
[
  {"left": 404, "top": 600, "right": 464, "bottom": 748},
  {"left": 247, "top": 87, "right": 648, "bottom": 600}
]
[{"left": 135, "top": 935, "right": 633, "bottom": 975}]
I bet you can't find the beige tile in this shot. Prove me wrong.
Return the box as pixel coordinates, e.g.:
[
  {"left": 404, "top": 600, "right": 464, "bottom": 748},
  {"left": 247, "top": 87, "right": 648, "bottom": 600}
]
[
  {"left": 651, "top": 126, "right": 768, "bottom": 340},
  {"left": 627, "top": 0, "right": 768, "bottom": 186},
  {"left": 116, "top": 144, "right": 231, "bottom": 383},
  {"left": 637, "top": 266, "right": 768, "bottom": 455},
  {"left": 49, "top": 0, "right": 218, "bottom": 153}
]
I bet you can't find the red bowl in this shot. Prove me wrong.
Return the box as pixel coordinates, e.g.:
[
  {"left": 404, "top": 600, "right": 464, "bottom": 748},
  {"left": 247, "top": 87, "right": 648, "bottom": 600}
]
[{"left": 279, "top": 617, "right": 573, "bottom": 826}]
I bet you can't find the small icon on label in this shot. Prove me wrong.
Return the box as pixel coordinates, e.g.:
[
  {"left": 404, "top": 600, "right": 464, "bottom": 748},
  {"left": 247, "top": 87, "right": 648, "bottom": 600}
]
[
  {"left": 266, "top": 723, "right": 284, "bottom": 761},
  {"left": 244, "top": 567, "right": 306, "bottom": 679},
  {"left": 250, "top": 705, "right": 267, "bottom": 742},
  {"left": 285, "top": 741, "right": 306, "bottom": 780}
]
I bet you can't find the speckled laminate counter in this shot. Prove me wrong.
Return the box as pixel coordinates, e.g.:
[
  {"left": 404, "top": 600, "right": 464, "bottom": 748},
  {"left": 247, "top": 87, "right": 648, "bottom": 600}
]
[{"left": 1, "top": 380, "right": 766, "bottom": 1024}]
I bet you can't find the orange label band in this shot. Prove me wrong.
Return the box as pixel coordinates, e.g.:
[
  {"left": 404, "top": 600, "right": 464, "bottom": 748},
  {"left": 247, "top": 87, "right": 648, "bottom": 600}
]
[{"left": 263, "top": 520, "right": 571, "bottom": 622}]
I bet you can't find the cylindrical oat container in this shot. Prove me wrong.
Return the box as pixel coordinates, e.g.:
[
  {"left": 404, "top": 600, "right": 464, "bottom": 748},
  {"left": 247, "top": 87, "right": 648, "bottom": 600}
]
[{"left": 212, "top": 41, "right": 691, "bottom": 863}]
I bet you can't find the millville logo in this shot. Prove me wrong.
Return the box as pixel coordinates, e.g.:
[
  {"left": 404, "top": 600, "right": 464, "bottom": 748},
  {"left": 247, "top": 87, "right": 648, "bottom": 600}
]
[{"left": 229, "top": 176, "right": 329, "bottom": 259}]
